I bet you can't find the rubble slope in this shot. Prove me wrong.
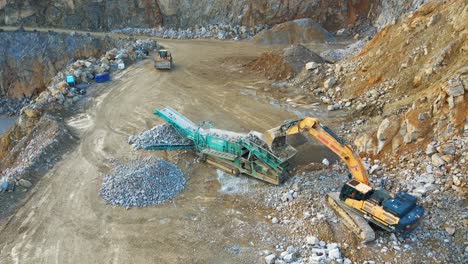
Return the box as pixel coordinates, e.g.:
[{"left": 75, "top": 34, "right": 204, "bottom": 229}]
[{"left": 325, "top": 0, "right": 467, "bottom": 159}]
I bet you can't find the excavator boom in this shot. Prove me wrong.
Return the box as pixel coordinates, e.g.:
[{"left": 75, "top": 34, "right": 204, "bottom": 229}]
[{"left": 264, "top": 118, "right": 370, "bottom": 185}]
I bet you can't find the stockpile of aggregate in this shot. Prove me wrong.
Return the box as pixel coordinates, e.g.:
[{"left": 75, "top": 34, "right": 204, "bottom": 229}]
[
  {"left": 100, "top": 157, "right": 186, "bottom": 207},
  {"left": 128, "top": 124, "right": 193, "bottom": 150}
]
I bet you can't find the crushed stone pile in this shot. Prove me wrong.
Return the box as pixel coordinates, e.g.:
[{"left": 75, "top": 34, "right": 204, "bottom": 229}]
[
  {"left": 128, "top": 123, "right": 193, "bottom": 150},
  {"left": 248, "top": 44, "right": 325, "bottom": 80},
  {"left": 100, "top": 157, "right": 186, "bottom": 207},
  {"left": 320, "top": 39, "right": 366, "bottom": 62},
  {"left": 282, "top": 44, "right": 326, "bottom": 74}
]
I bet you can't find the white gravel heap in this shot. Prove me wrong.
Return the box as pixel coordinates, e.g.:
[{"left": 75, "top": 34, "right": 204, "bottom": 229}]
[
  {"left": 320, "top": 39, "right": 366, "bottom": 62},
  {"left": 128, "top": 123, "right": 193, "bottom": 150},
  {"left": 100, "top": 157, "right": 186, "bottom": 207}
]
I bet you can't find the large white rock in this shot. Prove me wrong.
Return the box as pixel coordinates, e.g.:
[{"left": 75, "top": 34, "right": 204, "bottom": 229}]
[
  {"left": 377, "top": 117, "right": 400, "bottom": 153},
  {"left": 369, "top": 164, "right": 382, "bottom": 174},
  {"left": 328, "top": 248, "right": 341, "bottom": 260},
  {"left": 283, "top": 253, "right": 296, "bottom": 263},
  {"left": 18, "top": 179, "right": 32, "bottom": 188},
  {"left": 265, "top": 254, "right": 276, "bottom": 264},
  {"left": 327, "top": 103, "right": 342, "bottom": 111},
  {"left": 327, "top": 243, "right": 339, "bottom": 250},
  {"left": 286, "top": 245, "right": 297, "bottom": 254},
  {"left": 322, "top": 158, "right": 330, "bottom": 166},
  {"left": 431, "top": 154, "right": 446, "bottom": 167},
  {"left": 306, "top": 61, "right": 319, "bottom": 70},
  {"left": 306, "top": 236, "right": 320, "bottom": 245},
  {"left": 324, "top": 77, "right": 337, "bottom": 88},
  {"left": 377, "top": 117, "right": 400, "bottom": 141},
  {"left": 445, "top": 78, "right": 465, "bottom": 96},
  {"left": 425, "top": 143, "right": 437, "bottom": 155}
]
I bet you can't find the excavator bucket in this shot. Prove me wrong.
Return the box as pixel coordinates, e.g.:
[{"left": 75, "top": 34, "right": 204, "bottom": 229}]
[{"left": 264, "top": 125, "right": 289, "bottom": 150}]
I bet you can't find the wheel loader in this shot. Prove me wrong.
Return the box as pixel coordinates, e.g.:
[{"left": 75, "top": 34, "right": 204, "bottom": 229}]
[
  {"left": 154, "top": 50, "right": 173, "bottom": 70},
  {"left": 264, "top": 118, "right": 424, "bottom": 242}
]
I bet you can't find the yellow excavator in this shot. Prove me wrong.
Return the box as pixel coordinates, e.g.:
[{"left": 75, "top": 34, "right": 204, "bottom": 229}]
[{"left": 265, "top": 118, "right": 424, "bottom": 242}]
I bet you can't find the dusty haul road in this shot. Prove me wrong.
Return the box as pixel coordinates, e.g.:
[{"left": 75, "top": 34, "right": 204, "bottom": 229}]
[{"left": 0, "top": 39, "right": 311, "bottom": 263}]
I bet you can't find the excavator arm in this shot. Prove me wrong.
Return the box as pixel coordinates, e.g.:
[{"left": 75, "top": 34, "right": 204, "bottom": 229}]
[{"left": 264, "top": 118, "right": 370, "bottom": 185}]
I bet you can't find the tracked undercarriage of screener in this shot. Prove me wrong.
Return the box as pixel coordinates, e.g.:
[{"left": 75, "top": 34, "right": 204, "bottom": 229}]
[{"left": 148, "top": 107, "right": 424, "bottom": 242}]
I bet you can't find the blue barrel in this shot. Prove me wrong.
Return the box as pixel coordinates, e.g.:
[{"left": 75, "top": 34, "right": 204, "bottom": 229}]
[{"left": 96, "top": 73, "right": 110, "bottom": 83}]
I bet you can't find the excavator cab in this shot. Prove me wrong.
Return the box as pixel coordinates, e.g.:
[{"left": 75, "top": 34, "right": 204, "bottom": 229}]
[{"left": 339, "top": 179, "right": 373, "bottom": 201}]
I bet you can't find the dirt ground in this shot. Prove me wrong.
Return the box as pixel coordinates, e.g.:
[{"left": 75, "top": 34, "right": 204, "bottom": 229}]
[{"left": 0, "top": 38, "right": 344, "bottom": 263}]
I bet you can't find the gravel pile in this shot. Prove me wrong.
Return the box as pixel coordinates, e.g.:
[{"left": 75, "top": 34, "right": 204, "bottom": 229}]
[
  {"left": 282, "top": 44, "right": 326, "bottom": 74},
  {"left": 320, "top": 39, "right": 366, "bottom": 62},
  {"left": 100, "top": 157, "right": 186, "bottom": 207},
  {"left": 128, "top": 123, "right": 193, "bottom": 150}
]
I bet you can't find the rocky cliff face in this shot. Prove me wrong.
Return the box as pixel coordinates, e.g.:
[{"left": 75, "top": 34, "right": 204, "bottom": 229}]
[
  {"left": 0, "top": 0, "right": 163, "bottom": 30},
  {"left": 0, "top": 0, "right": 432, "bottom": 31},
  {"left": 0, "top": 0, "right": 373, "bottom": 31},
  {"left": 0, "top": 31, "right": 116, "bottom": 98}
]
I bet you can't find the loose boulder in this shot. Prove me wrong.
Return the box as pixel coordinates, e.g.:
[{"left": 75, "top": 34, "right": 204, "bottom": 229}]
[{"left": 377, "top": 117, "right": 400, "bottom": 153}]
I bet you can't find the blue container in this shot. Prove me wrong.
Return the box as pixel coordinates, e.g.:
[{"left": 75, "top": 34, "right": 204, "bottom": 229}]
[
  {"left": 66, "top": 75, "right": 75, "bottom": 87},
  {"left": 96, "top": 73, "right": 110, "bottom": 83}
]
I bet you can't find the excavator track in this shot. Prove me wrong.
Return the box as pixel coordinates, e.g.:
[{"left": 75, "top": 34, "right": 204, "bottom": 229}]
[{"left": 326, "top": 192, "right": 376, "bottom": 243}]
